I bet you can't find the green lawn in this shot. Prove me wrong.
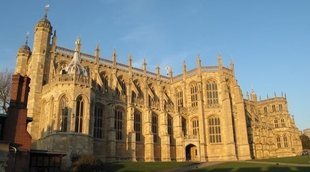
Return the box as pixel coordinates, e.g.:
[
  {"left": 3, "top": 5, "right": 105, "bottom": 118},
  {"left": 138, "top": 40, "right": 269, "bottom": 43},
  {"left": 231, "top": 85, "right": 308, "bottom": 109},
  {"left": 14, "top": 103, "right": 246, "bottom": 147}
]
[
  {"left": 98, "top": 156, "right": 310, "bottom": 172},
  {"left": 256, "top": 156, "right": 310, "bottom": 164},
  {"left": 102, "top": 161, "right": 195, "bottom": 172},
  {"left": 190, "top": 162, "right": 310, "bottom": 172}
]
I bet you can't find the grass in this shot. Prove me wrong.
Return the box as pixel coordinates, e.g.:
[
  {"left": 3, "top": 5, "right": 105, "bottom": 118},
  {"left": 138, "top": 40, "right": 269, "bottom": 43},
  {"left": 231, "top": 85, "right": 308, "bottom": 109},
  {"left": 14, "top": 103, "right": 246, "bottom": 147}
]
[
  {"left": 101, "top": 161, "right": 195, "bottom": 172},
  {"left": 96, "top": 156, "right": 310, "bottom": 172},
  {"left": 256, "top": 156, "right": 310, "bottom": 164},
  {"left": 190, "top": 162, "right": 310, "bottom": 172}
]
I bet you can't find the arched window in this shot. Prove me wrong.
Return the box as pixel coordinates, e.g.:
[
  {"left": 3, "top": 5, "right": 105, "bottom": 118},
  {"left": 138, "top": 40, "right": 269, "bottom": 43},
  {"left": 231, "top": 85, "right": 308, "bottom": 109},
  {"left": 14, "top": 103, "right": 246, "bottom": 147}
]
[
  {"left": 206, "top": 80, "right": 219, "bottom": 106},
  {"left": 272, "top": 105, "right": 276, "bottom": 112},
  {"left": 274, "top": 119, "right": 279, "bottom": 128},
  {"left": 176, "top": 90, "right": 183, "bottom": 107},
  {"left": 152, "top": 113, "right": 158, "bottom": 143},
  {"left": 94, "top": 104, "right": 104, "bottom": 138},
  {"left": 192, "top": 118, "right": 199, "bottom": 136},
  {"left": 60, "top": 96, "right": 68, "bottom": 132},
  {"left": 264, "top": 107, "right": 268, "bottom": 113},
  {"left": 208, "top": 117, "right": 221, "bottom": 143},
  {"left": 168, "top": 115, "right": 173, "bottom": 144},
  {"left": 281, "top": 118, "right": 285, "bottom": 127},
  {"left": 279, "top": 104, "right": 283, "bottom": 111},
  {"left": 115, "top": 108, "right": 123, "bottom": 140},
  {"left": 75, "top": 96, "right": 84, "bottom": 133},
  {"left": 276, "top": 136, "right": 281, "bottom": 148},
  {"left": 134, "top": 111, "right": 141, "bottom": 142},
  {"left": 190, "top": 84, "right": 198, "bottom": 107},
  {"left": 283, "top": 134, "right": 288, "bottom": 147}
]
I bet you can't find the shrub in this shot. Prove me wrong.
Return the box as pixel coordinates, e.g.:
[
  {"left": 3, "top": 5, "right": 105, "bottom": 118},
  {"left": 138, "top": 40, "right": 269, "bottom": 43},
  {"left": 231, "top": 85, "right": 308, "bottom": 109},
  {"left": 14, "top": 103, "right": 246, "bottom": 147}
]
[{"left": 71, "top": 154, "right": 104, "bottom": 172}]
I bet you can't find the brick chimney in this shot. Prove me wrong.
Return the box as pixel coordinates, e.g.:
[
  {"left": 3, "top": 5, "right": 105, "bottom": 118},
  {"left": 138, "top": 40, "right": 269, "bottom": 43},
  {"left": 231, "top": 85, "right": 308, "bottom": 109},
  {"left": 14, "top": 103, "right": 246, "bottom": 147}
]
[{"left": 3, "top": 74, "right": 32, "bottom": 150}]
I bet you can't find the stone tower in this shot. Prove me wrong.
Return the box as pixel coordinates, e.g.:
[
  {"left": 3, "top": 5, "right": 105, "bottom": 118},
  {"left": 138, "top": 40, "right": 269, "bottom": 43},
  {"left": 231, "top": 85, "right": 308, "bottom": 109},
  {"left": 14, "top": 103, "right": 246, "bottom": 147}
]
[
  {"left": 27, "top": 9, "right": 52, "bottom": 142},
  {"left": 15, "top": 35, "right": 31, "bottom": 76}
]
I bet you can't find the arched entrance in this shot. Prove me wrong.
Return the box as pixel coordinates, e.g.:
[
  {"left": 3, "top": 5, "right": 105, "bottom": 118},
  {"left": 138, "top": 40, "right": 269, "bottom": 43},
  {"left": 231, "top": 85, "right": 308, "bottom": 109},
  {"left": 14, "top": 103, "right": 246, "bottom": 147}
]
[{"left": 185, "top": 144, "right": 198, "bottom": 161}]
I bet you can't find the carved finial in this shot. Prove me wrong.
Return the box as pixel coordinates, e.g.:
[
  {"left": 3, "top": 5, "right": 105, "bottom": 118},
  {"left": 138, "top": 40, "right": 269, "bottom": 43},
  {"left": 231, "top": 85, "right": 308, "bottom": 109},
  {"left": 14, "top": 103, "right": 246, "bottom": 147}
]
[
  {"left": 156, "top": 65, "right": 160, "bottom": 75},
  {"left": 112, "top": 49, "right": 117, "bottom": 66},
  {"left": 250, "top": 89, "right": 257, "bottom": 101},
  {"left": 259, "top": 96, "right": 261, "bottom": 101},
  {"left": 44, "top": 4, "right": 50, "bottom": 19},
  {"left": 128, "top": 54, "right": 133, "bottom": 68},
  {"left": 196, "top": 54, "right": 201, "bottom": 68},
  {"left": 143, "top": 58, "right": 147, "bottom": 71},
  {"left": 95, "top": 44, "right": 100, "bottom": 64},
  {"left": 218, "top": 53, "right": 223, "bottom": 68},
  {"left": 230, "top": 59, "right": 235, "bottom": 71},
  {"left": 182, "top": 60, "right": 187, "bottom": 73},
  {"left": 75, "top": 37, "right": 81, "bottom": 52},
  {"left": 267, "top": 94, "right": 269, "bottom": 99},
  {"left": 274, "top": 92, "right": 277, "bottom": 97}
]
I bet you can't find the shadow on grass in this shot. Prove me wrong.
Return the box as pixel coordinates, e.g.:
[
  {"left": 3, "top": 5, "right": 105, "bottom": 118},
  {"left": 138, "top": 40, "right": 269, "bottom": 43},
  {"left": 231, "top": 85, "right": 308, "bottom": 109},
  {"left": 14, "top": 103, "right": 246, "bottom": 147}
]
[
  {"left": 191, "top": 166, "right": 310, "bottom": 172},
  {"left": 101, "top": 162, "right": 125, "bottom": 172}
]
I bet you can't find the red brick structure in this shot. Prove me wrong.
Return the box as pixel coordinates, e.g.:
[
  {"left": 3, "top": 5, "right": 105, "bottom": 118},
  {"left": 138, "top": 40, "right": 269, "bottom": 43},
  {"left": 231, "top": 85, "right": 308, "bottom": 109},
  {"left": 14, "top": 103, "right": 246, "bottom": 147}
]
[{"left": 3, "top": 74, "right": 32, "bottom": 150}]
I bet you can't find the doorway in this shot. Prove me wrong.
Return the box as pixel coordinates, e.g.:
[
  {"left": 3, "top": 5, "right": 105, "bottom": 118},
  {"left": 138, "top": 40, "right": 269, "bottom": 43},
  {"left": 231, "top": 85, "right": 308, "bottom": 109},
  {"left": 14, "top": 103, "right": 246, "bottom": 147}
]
[{"left": 185, "top": 144, "right": 198, "bottom": 161}]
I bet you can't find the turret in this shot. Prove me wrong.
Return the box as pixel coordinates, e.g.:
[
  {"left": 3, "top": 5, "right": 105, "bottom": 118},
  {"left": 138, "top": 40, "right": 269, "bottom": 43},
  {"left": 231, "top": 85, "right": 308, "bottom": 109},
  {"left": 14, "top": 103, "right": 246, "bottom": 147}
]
[
  {"left": 27, "top": 5, "right": 53, "bottom": 140},
  {"left": 15, "top": 33, "right": 31, "bottom": 76}
]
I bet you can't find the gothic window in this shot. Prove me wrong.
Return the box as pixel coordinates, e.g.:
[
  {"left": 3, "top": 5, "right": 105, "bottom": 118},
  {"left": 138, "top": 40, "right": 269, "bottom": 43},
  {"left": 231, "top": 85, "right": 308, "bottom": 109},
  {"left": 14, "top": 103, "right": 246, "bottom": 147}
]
[
  {"left": 208, "top": 117, "right": 221, "bottom": 143},
  {"left": 94, "top": 104, "right": 104, "bottom": 139},
  {"left": 192, "top": 118, "right": 199, "bottom": 136},
  {"left": 279, "top": 104, "right": 283, "bottom": 111},
  {"left": 176, "top": 90, "right": 183, "bottom": 107},
  {"left": 182, "top": 117, "right": 187, "bottom": 136},
  {"left": 276, "top": 136, "right": 281, "bottom": 148},
  {"left": 206, "top": 80, "right": 219, "bottom": 106},
  {"left": 60, "top": 96, "right": 68, "bottom": 132},
  {"left": 168, "top": 115, "right": 173, "bottom": 144},
  {"left": 75, "top": 96, "right": 84, "bottom": 133},
  {"left": 274, "top": 119, "right": 279, "bottom": 128},
  {"left": 134, "top": 111, "right": 141, "bottom": 142},
  {"left": 281, "top": 118, "right": 285, "bottom": 127},
  {"left": 190, "top": 84, "right": 198, "bottom": 107},
  {"left": 264, "top": 107, "right": 268, "bottom": 113},
  {"left": 283, "top": 134, "right": 288, "bottom": 147},
  {"left": 115, "top": 109, "right": 123, "bottom": 140},
  {"left": 152, "top": 113, "right": 158, "bottom": 143},
  {"left": 272, "top": 105, "right": 276, "bottom": 112}
]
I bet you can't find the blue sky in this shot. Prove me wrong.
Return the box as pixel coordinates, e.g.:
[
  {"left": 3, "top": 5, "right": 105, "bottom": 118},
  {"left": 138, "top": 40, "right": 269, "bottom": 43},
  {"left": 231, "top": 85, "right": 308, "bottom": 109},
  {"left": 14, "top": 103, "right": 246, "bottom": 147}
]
[{"left": 0, "top": 0, "right": 309, "bottom": 130}]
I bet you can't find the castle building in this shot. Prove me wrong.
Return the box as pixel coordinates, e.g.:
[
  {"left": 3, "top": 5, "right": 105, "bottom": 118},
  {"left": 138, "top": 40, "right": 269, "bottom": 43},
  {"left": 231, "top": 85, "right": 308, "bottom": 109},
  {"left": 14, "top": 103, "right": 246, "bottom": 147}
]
[{"left": 14, "top": 11, "right": 302, "bottom": 162}]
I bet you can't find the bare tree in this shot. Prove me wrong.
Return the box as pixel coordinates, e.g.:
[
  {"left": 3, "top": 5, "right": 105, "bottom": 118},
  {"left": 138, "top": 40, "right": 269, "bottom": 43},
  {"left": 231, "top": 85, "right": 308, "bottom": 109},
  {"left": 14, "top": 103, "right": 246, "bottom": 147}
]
[{"left": 0, "top": 69, "right": 12, "bottom": 114}]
